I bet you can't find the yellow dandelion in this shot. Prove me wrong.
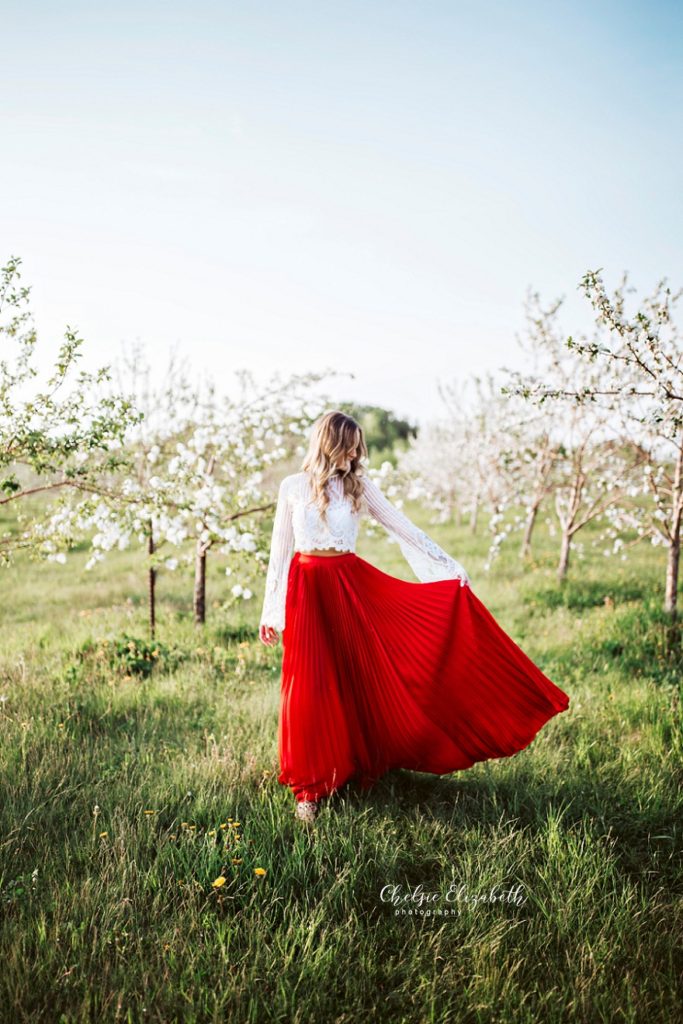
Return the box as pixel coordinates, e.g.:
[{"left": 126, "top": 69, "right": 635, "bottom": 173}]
[
  {"left": 188, "top": 825, "right": 197, "bottom": 831},
  {"left": 219, "top": 824, "right": 228, "bottom": 830},
  {"left": 99, "top": 831, "right": 108, "bottom": 837},
  {"left": 227, "top": 817, "right": 233, "bottom": 822},
  {"left": 57, "top": 723, "right": 65, "bottom": 729},
  {"left": 181, "top": 821, "right": 189, "bottom": 828},
  {"left": 212, "top": 876, "right": 227, "bottom": 888},
  {"left": 208, "top": 829, "right": 216, "bottom": 836},
  {"left": 169, "top": 834, "right": 177, "bottom": 840},
  {"left": 254, "top": 867, "right": 266, "bottom": 877},
  {"left": 232, "top": 857, "right": 243, "bottom": 864},
  {"left": 231, "top": 821, "right": 241, "bottom": 827},
  {"left": 143, "top": 809, "right": 156, "bottom": 815},
  {"left": 163, "top": 943, "right": 171, "bottom": 951}
]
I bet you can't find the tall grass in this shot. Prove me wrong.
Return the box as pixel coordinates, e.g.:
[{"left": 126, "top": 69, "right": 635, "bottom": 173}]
[{"left": 1, "top": 506, "right": 681, "bottom": 1022}]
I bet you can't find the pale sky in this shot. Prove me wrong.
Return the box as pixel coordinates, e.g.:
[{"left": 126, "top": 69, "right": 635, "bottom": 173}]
[{"left": 2, "top": 0, "right": 682, "bottom": 426}]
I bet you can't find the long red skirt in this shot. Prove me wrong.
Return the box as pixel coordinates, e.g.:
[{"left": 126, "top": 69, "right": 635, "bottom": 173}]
[{"left": 278, "top": 551, "right": 570, "bottom": 803}]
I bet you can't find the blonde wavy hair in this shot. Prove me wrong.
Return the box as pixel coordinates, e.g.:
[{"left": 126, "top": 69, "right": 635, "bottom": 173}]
[{"left": 301, "top": 410, "right": 369, "bottom": 522}]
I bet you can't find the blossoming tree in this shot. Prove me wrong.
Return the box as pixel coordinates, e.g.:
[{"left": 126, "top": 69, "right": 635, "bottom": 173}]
[
  {"left": 0, "top": 255, "right": 140, "bottom": 563},
  {"left": 35, "top": 346, "right": 342, "bottom": 635},
  {"left": 504, "top": 271, "right": 682, "bottom": 613}
]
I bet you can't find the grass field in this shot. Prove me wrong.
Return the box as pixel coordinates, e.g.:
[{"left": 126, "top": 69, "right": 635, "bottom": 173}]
[{"left": 1, "top": 503, "right": 681, "bottom": 1023}]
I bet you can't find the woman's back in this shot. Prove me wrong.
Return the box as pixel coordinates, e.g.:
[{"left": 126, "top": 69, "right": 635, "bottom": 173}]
[{"left": 260, "top": 469, "right": 469, "bottom": 633}]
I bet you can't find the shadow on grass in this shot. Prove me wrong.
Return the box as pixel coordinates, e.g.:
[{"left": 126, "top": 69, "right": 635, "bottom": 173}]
[
  {"left": 55, "top": 686, "right": 237, "bottom": 746},
  {"left": 527, "top": 577, "right": 650, "bottom": 611},
  {"left": 324, "top": 759, "right": 682, "bottom": 893},
  {"left": 213, "top": 623, "right": 258, "bottom": 644}
]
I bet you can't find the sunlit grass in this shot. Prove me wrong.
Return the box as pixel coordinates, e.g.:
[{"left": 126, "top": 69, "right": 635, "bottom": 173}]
[{"left": 0, "top": 502, "right": 680, "bottom": 1022}]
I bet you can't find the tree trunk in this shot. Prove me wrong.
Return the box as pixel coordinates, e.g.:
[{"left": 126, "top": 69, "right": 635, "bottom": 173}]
[
  {"left": 664, "top": 444, "right": 682, "bottom": 618},
  {"left": 665, "top": 537, "right": 680, "bottom": 618},
  {"left": 520, "top": 501, "right": 540, "bottom": 559},
  {"left": 470, "top": 496, "right": 478, "bottom": 534},
  {"left": 148, "top": 527, "right": 156, "bottom": 640},
  {"left": 194, "top": 540, "right": 207, "bottom": 625},
  {"left": 193, "top": 458, "right": 216, "bottom": 627},
  {"left": 557, "top": 530, "right": 571, "bottom": 582}
]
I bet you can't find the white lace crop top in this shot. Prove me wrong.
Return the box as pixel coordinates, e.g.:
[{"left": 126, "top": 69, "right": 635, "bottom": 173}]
[{"left": 259, "top": 470, "right": 470, "bottom": 632}]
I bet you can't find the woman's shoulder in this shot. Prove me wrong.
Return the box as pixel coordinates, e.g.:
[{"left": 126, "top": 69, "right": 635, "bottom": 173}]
[
  {"left": 279, "top": 471, "right": 308, "bottom": 496},
  {"left": 285, "top": 470, "right": 308, "bottom": 484}
]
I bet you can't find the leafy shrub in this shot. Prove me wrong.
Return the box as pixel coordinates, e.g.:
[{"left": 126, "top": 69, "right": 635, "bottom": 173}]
[{"left": 74, "top": 633, "right": 186, "bottom": 679}]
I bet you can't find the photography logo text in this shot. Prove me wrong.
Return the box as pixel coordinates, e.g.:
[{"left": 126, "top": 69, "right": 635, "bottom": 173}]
[{"left": 380, "top": 882, "right": 528, "bottom": 916}]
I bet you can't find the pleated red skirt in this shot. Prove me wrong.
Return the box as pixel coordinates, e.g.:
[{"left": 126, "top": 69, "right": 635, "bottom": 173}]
[{"left": 278, "top": 551, "right": 570, "bottom": 803}]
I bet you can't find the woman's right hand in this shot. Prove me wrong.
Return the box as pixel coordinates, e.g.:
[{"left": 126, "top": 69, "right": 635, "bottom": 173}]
[{"left": 259, "top": 624, "right": 280, "bottom": 647}]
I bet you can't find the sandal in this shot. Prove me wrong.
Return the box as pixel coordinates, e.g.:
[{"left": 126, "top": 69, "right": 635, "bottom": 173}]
[{"left": 295, "top": 800, "right": 319, "bottom": 824}]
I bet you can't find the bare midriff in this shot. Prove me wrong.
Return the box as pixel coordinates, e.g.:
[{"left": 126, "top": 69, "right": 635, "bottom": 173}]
[{"left": 299, "top": 549, "right": 350, "bottom": 557}]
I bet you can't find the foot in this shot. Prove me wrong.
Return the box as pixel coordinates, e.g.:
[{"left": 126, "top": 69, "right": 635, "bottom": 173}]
[{"left": 295, "top": 800, "right": 319, "bottom": 824}]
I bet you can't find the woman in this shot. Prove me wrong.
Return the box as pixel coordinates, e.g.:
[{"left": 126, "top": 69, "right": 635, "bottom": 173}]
[{"left": 259, "top": 411, "right": 569, "bottom": 824}]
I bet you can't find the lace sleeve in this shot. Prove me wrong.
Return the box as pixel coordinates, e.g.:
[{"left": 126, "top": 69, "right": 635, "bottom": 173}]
[
  {"left": 362, "top": 475, "right": 470, "bottom": 587},
  {"left": 259, "top": 476, "right": 295, "bottom": 632}
]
